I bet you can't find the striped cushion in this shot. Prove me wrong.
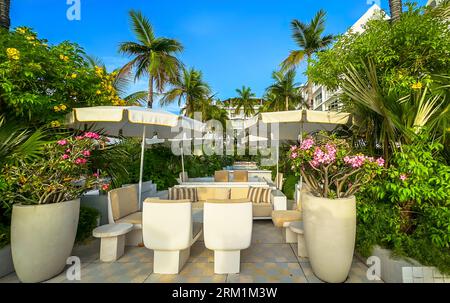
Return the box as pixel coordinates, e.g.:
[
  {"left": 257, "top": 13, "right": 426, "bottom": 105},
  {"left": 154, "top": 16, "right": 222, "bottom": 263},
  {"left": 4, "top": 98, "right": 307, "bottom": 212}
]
[
  {"left": 247, "top": 187, "right": 271, "bottom": 204},
  {"left": 168, "top": 187, "right": 198, "bottom": 202}
]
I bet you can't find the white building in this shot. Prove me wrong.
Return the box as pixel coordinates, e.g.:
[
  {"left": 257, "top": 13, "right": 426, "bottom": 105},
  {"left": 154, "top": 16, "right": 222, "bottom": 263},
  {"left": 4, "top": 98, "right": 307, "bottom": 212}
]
[{"left": 304, "top": 4, "right": 389, "bottom": 111}]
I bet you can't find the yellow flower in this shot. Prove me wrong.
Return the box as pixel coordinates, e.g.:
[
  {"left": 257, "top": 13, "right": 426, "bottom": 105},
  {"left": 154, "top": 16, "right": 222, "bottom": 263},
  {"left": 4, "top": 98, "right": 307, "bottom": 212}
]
[
  {"left": 71, "top": 73, "right": 77, "bottom": 79},
  {"left": 59, "top": 54, "right": 69, "bottom": 62},
  {"left": 60, "top": 104, "right": 67, "bottom": 111},
  {"left": 411, "top": 82, "right": 423, "bottom": 90},
  {"left": 53, "top": 105, "right": 60, "bottom": 112},
  {"left": 16, "top": 27, "right": 26, "bottom": 34},
  {"left": 96, "top": 90, "right": 102, "bottom": 95},
  {"left": 50, "top": 120, "right": 61, "bottom": 128},
  {"left": 26, "top": 36, "right": 35, "bottom": 41},
  {"left": 6, "top": 48, "right": 20, "bottom": 60}
]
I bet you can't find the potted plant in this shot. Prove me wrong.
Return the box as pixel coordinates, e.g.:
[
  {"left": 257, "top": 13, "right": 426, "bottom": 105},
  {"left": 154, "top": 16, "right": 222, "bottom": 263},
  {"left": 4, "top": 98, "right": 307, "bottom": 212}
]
[
  {"left": 5, "top": 132, "right": 107, "bottom": 282},
  {"left": 289, "top": 133, "right": 384, "bottom": 283}
]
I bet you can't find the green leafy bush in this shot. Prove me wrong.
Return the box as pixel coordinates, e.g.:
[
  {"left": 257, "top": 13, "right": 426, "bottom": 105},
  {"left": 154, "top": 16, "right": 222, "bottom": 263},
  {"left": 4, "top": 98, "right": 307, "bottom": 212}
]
[
  {"left": 0, "top": 27, "right": 123, "bottom": 128},
  {"left": 282, "top": 175, "right": 298, "bottom": 200},
  {"left": 76, "top": 206, "right": 100, "bottom": 244},
  {"left": 357, "top": 137, "right": 450, "bottom": 274}
]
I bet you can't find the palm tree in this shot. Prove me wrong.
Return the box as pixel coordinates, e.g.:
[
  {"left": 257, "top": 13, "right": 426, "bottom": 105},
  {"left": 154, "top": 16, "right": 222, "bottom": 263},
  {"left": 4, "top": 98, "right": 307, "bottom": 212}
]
[
  {"left": 119, "top": 10, "right": 183, "bottom": 108},
  {"left": 265, "top": 70, "right": 304, "bottom": 111},
  {"left": 233, "top": 86, "right": 256, "bottom": 118},
  {"left": 0, "top": 0, "right": 10, "bottom": 30},
  {"left": 389, "top": 0, "right": 403, "bottom": 22},
  {"left": 160, "top": 67, "right": 211, "bottom": 118},
  {"left": 281, "top": 9, "right": 333, "bottom": 109}
]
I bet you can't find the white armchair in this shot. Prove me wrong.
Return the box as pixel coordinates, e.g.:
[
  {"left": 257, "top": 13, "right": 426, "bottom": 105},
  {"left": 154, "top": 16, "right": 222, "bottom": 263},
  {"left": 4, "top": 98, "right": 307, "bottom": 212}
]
[
  {"left": 203, "top": 200, "right": 252, "bottom": 274},
  {"left": 142, "top": 198, "right": 202, "bottom": 274}
]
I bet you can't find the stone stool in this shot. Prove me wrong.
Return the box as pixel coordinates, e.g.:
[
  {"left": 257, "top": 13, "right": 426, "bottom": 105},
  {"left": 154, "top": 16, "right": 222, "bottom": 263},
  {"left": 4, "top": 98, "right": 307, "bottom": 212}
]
[
  {"left": 93, "top": 223, "right": 133, "bottom": 262},
  {"left": 289, "top": 221, "right": 307, "bottom": 258},
  {"left": 271, "top": 210, "right": 302, "bottom": 243}
]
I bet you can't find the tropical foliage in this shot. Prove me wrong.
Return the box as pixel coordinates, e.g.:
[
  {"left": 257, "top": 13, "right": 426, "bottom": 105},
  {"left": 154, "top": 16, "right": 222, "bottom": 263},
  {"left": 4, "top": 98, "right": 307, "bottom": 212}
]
[
  {"left": 1, "top": 132, "right": 107, "bottom": 206},
  {"left": 0, "top": 27, "right": 126, "bottom": 127},
  {"left": 289, "top": 132, "right": 384, "bottom": 198},
  {"left": 263, "top": 70, "right": 304, "bottom": 111},
  {"left": 119, "top": 10, "right": 183, "bottom": 108},
  {"left": 281, "top": 9, "right": 333, "bottom": 108},
  {"left": 357, "top": 136, "right": 450, "bottom": 273},
  {"left": 232, "top": 86, "right": 256, "bottom": 117}
]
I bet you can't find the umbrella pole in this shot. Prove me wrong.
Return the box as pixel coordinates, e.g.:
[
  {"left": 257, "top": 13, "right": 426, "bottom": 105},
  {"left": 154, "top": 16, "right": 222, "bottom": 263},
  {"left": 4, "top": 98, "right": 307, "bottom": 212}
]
[
  {"left": 138, "top": 126, "right": 146, "bottom": 209},
  {"left": 181, "top": 144, "right": 185, "bottom": 181}
]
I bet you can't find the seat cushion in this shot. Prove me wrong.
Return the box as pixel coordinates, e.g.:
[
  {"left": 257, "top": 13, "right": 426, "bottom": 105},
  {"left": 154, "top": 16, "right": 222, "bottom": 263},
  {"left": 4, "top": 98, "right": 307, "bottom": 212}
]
[
  {"left": 116, "top": 211, "right": 142, "bottom": 225},
  {"left": 168, "top": 187, "right": 198, "bottom": 202},
  {"left": 109, "top": 186, "right": 139, "bottom": 221},
  {"left": 197, "top": 187, "right": 230, "bottom": 202},
  {"left": 248, "top": 187, "right": 271, "bottom": 204},
  {"left": 253, "top": 203, "right": 273, "bottom": 217},
  {"left": 271, "top": 210, "right": 302, "bottom": 228},
  {"left": 214, "top": 171, "right": 229, "bottom": 182},
  {"left": 206, "top": 198, "right": 250, "bottom": 204},
  {"left": 233, "top": 171, "right": 248, "bottom": 182},
  {"left": 230, "top": 187, "right": 249, "bottom": 199},
  {"left": 144, "top": 198, "right": 191, "bottom": 204}
]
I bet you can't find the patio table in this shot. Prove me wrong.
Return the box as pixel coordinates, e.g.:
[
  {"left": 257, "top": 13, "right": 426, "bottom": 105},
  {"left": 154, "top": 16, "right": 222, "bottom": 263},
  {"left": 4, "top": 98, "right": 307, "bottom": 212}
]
[{"left": 93, "top": 223, "right": 133, "bottom": 262}]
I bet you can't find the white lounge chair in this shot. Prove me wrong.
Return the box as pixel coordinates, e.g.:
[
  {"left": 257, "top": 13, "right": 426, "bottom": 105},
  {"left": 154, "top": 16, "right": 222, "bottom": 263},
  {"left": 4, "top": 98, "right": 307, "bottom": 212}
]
[
  {"left": 107, "top": 185, "right": 142, "bottom": 246},
  {"left": 203, "top": 199, "right": 252, "bottom": 274},
  {"left": 142, "top": 198, "right": 202, "bottom": 274}
]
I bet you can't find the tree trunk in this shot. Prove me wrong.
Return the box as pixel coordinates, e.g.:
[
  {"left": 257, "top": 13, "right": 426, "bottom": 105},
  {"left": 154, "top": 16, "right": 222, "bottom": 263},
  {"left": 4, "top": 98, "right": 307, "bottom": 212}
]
[
  {"left": 306, "top": 55, "right": 314, "bottom": 110},
  {"left": 389, "top": 0, "right": 403, "bottom": 23},
  {"left": 285, "top": 95, "right": 289, "bottom": 111},
  {"left": 0, "top": 0, "right": 11, "bottom": 30},
  {"left": 147, "top": 76, "right": 153, "bottom": 108}
]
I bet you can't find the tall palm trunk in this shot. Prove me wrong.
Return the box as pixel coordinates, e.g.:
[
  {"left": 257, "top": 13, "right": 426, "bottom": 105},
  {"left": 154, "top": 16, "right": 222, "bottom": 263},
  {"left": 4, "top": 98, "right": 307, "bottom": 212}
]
[
  {"left": 389, "top": 0, "right": 403, "bottom": 22},
  {"left": 148, "top": 76, "right": 153, "bottom": 108},
  {"left": 306, "top": 54, "right": 314, "bottom": 109},
  {"left": 0, "top": 0, "right": 11, "bottom": 30},
  {"left": 285, "top": 95, "right": 289, "bottom": 111}
]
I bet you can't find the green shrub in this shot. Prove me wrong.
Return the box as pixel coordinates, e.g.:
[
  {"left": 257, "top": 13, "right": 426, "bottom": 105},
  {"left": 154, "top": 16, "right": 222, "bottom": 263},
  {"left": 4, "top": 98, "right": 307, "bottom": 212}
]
[
  {"left": 76, "top": 206, "right": 100, "bottom": 244},
  {"left": 357, "top": 138, "right": 450, "bottom": 274},
  {"left": 282, "top": 175, "right": 298, "bottom": 200}
]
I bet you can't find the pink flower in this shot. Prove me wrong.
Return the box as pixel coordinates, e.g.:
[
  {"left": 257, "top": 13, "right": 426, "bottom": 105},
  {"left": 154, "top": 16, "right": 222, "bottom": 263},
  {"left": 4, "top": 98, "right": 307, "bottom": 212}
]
[
  {"left": 61, "top": 154, "right": 69, "bottom": 160},
  {"left": 84, "top": 132, "right": 100, "bottom": 140},
  {"left": 376, "top": 158, "right": 385, "bottom": 167},
  {"left": 290, "top": 145, "right": 298, "bottom": 151},
  {"left": 400, "top": 174, "right": 407, "bottom": 181},
  {"left": 344, "top": 155, "right": 366, "bottom": 168},
  {"left": 82, "top": 150, "right": 91, "bottom": 157},
  {"left": 102, "top": 184, "right": 110, "bottom": 191},
  {"left": 57, "top": 139, "right": 67, "bottom": 146},
  {"left": 290, "top": 152, "right": 298, "bottom": 159},
  {"left": 93, "top": 172, "right": 99, "bottom": 178},
  {"left": 300, "top": 138, "right": 314, "bottom": 150},
  {"left": 65, "top": 148, "right": 71, "bottom": 153},
  {"left": 74, "top": 158, "right": 87, "bottom": 165},
  {"left": 75, "top": 136, "right": 84, "bottom": 140}
]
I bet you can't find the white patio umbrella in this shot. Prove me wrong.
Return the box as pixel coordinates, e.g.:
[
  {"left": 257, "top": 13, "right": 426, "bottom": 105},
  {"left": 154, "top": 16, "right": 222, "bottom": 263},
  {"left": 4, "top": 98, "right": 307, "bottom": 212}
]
[
  {"left": 260, "top": 109, "right": 352, "bottom": 176},
  {"left": 66, "top": 106, "right": 204, "bottom": 205}
]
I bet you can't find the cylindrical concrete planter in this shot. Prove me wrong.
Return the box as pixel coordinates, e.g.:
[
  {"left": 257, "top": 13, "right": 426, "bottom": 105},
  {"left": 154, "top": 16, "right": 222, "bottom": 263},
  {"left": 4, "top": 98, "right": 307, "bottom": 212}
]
[
  {"left": 11, "top": 199, "right": 80, "bottom": 283},
  {"left": 302, "top": 192, "right": 356, "bottom": 283}
]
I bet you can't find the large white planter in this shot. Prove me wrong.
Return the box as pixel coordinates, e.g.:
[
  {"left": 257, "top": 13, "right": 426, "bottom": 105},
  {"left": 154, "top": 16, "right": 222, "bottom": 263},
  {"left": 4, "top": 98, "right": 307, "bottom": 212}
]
[
  {"left": 11, "top": 199, "right": 80, "bottom": 283},
  {"left": 302, "top": 192, "right": 356, "bottom": 283}
]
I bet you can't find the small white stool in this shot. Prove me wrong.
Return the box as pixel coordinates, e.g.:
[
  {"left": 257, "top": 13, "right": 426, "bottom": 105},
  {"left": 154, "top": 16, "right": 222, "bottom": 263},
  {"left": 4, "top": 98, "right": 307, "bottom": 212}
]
[
  {"left": 289, "top": 221, "right": 308, "bottom": 258},
  {"left": 93, "top": 223, "right": 133, "bottom": 262}
]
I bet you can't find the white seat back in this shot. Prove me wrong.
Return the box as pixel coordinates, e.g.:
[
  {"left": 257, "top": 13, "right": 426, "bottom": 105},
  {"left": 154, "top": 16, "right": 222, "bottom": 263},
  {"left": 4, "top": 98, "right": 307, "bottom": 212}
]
[
  {"left": 143, "top": 200, "right": 192, "bottom": 250},
  {"left": 203, "top": 202, "right": 252, "bottom": 250}
]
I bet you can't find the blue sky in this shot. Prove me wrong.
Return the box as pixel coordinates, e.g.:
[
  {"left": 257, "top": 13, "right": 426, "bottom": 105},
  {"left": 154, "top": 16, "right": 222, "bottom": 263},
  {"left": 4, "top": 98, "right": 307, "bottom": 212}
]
[{"left": 11, "top": 0, "right": 427, "bottom": 113}]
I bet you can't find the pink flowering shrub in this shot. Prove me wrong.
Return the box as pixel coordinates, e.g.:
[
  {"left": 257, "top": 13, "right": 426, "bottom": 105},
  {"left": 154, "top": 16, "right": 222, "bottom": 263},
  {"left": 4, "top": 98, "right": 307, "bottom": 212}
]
[
  {"left": 289, "top": 133, "right": 384, "bottom": 198},
  {"left": 4, "top": 132, "right": 107, "bottom": 204}
]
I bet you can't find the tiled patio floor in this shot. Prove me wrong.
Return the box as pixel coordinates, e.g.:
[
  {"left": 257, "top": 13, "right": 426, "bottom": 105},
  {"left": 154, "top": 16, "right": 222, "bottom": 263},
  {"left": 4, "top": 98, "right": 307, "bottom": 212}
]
[{"left": 0, "top": 221, "right": 383, "bottom": 283}]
